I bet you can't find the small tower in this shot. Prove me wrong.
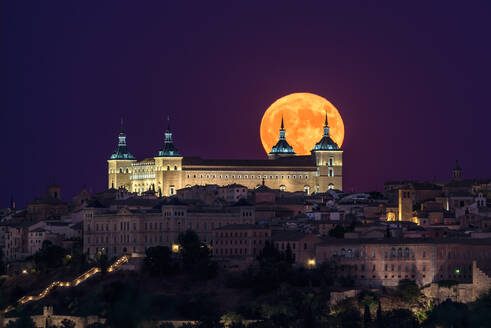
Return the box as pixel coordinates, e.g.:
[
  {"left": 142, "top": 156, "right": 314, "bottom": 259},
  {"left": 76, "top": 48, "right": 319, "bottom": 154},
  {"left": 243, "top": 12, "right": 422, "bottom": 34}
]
[
  {"left": 268, "top": 116, "right": 295, "bottom": 159},
  {"left": 311, "top": 112, "right": 343, "bottom": 192},
  {"left": 154, "top": 116, "right": 183, "bottom": 196},
  {"left": 107, "top": 119, "right": 136, "bottom": 190},
  {"left": 452, "top": 160, "right": 463, "bottom": 181}
]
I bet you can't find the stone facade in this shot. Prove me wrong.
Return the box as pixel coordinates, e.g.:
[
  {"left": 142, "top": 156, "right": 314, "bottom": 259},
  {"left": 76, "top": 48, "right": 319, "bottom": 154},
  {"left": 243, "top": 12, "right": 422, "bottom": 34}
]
[
  {"left": 107, "top": 119, "right": 343, "bottom": 196},
  {"left": 315, "top": 239, "right": 491, "bottom": 288},
  {"left": 83, "top": 200, "right": 255, "bottom": 258}
]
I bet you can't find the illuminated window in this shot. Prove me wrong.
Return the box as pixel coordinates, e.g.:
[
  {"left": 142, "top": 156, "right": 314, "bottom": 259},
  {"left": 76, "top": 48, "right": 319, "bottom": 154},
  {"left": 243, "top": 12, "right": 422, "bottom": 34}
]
[
  {"left": 328, "top": 168, "right": 334, "bottom": 177},
  {"left": 328, "top": 183, "right": 334, "bottom": 190},
  {"left": 280, "top": 185, "right": 286, "bottom": 191}
]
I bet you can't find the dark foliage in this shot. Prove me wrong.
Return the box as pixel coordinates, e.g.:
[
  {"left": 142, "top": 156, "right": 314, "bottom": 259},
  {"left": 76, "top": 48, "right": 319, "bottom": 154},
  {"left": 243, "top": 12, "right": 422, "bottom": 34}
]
[
  {"left": 143, "top": 246, "right": 175, "bottom": 276},
  {"left": 396, "top": 279, "right": 421, "bottom": 304},
  {"left": 34, "top": 240, "right": 67, "bottom": 271},
  {"left": 178, "top": 230, "right": 217, "bottom": 280}
]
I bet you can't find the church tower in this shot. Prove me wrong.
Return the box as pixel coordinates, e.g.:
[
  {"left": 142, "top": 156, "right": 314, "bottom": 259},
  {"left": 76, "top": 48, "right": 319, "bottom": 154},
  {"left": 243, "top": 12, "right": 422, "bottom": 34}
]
[
  {"left": 268, "top": 116, "right": 296, "bottom": 160},
  {"left": 311, "top": 113, "right": 343, "bottom": 191},
  {"left": 154, "top": 116, "right": 183, "bottom": 196},
  {"left": 107, "top": 119, "right": 136, "bottom": 190},
  {"left": 452, "top": 160, "right": 463, "bottom": 181}
]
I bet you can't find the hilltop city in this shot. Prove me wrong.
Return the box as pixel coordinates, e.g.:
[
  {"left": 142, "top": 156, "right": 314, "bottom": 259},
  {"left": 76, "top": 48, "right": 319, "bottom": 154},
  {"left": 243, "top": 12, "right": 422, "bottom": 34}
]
[{"left": 1, "top": 118, "right": 491, "bottom": 328}]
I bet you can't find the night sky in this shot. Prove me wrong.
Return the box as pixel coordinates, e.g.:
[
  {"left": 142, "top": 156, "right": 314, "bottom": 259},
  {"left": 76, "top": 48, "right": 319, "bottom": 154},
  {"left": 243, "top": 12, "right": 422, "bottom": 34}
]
[{"left": 2, "top": 1, "right": 491, "bottom": 207}]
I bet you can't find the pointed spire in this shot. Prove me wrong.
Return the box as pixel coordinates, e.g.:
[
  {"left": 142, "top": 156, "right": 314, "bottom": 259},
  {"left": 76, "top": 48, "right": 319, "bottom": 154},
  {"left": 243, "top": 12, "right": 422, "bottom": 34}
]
[
  {"left": 269, "top": 114, "right": 295, "bottom": 157},
  {"left": 110, "top": 118, "right": 135, "bottom": 160},
  {"left": 157, "top": 115, "right": 180, "bottom": 157},
  {"left": 312, "top": 113, "right": 340, "bottom": 151}
]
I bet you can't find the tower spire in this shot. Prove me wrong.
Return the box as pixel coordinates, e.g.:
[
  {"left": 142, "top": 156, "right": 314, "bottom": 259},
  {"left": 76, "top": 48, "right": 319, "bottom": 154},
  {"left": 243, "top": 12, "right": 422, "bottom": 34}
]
[
  {"left": 110, "top": 118, "right": 135, "bottom": 160},
  {"left": 269, "top": 114, "right": 295, "bottom": 158},
  {"left": 323, "top": 112, "right": 330, "bottom": 137},
  {"left": 157, "top": 115, "right": 180, "bottom": 157}
]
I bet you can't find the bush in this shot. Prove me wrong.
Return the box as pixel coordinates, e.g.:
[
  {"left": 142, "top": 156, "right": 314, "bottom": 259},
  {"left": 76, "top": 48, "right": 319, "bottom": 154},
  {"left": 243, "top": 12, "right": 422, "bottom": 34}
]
[{"left": 397, "top": 279, "right": 421, "bottom": 304}]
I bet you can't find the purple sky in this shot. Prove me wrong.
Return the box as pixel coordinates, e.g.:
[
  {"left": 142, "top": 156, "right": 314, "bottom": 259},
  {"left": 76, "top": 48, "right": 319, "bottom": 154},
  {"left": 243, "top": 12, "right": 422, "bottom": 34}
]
[{"left": 2, "top": 1, "right": 491, "bottom": 207}]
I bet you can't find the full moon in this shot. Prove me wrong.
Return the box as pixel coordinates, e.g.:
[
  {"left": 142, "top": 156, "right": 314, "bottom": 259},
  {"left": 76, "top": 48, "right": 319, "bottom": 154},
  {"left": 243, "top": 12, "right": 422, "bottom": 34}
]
[{"left": 260, "top": 93, "right": 345, "bottom": 155}]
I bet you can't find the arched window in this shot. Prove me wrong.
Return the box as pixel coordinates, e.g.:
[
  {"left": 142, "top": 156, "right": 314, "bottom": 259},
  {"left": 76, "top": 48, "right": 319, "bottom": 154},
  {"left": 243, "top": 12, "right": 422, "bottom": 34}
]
[
  {"left": 340, "top": 248, "right": 346, "bottom": 256},
  {"left": 120, "top": 168, "right": 123, "bottom": 173},
  {"left": 304, "top": 185, "right": 310, "bottom": 194},
  {"left": 391, "top": 247, "right": 396, "bottom": 257},
  {"left": 328, "top": 168, "right": 334, "bottom": 177},
  {"left": 174, "top": 165, "right": 177, "bottom": 170},
  {"left": 328, "top": 183, "right": 334, "bottom": 190},
  {"left": 398, "top": 248, "right": 403, "bottom": 257},
  {"left": 347, "top": 248, "right": 352, "bottom": 258},
  {"left": 167, "top": 165, "right": 170, "bottom": 171},
  {"left": 280, "top": 185, "right": 286, "bottom": 191},
  {"left": 405, "top": 248, "right": 410, "bottom": 258}
]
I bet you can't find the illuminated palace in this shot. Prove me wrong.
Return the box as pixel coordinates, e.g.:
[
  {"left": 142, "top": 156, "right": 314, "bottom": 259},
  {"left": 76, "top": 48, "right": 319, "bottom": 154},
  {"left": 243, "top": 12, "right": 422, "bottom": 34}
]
[{"left": 108, "top": 115, "right": 343, "bottom": 196}]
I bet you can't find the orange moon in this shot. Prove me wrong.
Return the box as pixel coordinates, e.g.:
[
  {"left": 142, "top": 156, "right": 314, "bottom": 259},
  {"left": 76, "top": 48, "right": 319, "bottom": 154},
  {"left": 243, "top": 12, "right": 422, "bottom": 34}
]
[{"left": 260, "top": 93, "right": 345, "bottom": 155}]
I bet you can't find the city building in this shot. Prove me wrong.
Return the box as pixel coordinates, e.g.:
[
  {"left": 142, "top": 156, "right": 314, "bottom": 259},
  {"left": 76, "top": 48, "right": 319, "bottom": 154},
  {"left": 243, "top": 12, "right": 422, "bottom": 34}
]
[
  {"left": 83, "top": 198, "right": 255, "bottom": 258},
  {"left": 107, "top": 115, "right": 343, "bottom": 196}
]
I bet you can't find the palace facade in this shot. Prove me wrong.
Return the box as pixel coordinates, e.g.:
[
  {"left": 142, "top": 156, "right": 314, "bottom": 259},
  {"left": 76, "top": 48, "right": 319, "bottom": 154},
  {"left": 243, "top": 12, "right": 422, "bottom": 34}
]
[{"left": 108, "top": 116, "right": 343, "bottom": 196}]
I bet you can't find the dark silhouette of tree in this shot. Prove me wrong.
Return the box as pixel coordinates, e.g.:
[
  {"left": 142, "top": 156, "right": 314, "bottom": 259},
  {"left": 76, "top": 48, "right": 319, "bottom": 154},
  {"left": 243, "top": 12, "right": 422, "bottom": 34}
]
[
  {"left": 383, "top": 309, "right": 418, "bottom": 328},
  {"left": 34, "top": 240, "right": 67, "bottom": 271},
  {"left": 364, "top": 303, "right": 372, "bottom": 327},
  {"left": 5, "top": 314, "right": 36, "bottom": 328},
  {"left": 376, "top": 301, "right": 383, "bottom": 328},
  {"left": 423, "top": 299, "right": 469, "bottom": 328},
  {"left": 328, "top": 225, "right": 346, "bottom": 238},
  {"left": 396, "top": 279, "right": 421, "bottom": 304},
  {"left": 178, "top": 230, "right": 217, "bottom": 280},
  {"left": 143, "top": 246, "right": 174, "bottom": 276}
]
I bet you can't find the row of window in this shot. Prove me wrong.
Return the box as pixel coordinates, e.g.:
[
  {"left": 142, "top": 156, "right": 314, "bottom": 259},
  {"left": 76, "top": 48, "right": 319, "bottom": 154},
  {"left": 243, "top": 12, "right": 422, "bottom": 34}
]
[
  {"left": 88, "top": 219, "right": 252, "bottom": 233},
  {"left": 187, "top": 174, "right": 311, "bottom": 180}
]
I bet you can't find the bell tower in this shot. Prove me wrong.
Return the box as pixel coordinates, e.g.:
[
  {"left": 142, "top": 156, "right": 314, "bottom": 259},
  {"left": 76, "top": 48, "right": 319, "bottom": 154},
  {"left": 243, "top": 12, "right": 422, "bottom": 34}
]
[
  {"left": 268, "top": 116, "right": 296, "bottom": 160},
  {"left": 154, "top": 116, "right": 183, "bottom": 196},
  {"left": 311, "top": 113, "right": 343, "bottom": 192},
  {"left": 107, "top": 119, "right": 136, "bottom": 190}
]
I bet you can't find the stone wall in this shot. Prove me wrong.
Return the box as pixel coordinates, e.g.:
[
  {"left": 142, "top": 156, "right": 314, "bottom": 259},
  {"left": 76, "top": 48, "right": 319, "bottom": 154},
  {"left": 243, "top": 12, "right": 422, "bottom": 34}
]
[{"left": 421, "top": 261, "right": 491, "bottom": 304}]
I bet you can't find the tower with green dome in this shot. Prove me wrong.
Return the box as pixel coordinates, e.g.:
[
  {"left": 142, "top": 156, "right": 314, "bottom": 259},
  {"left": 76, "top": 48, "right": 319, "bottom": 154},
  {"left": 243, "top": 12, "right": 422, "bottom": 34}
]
[{"left": 107, "top": 119, "right": 136, "bottom": 190}]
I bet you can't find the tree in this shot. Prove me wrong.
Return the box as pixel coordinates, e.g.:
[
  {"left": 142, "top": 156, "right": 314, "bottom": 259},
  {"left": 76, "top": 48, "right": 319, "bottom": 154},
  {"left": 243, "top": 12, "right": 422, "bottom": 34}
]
[
  {"left": 423, "top": 299, "right": 469, "bottom": 328},
  {"left": 34, "top": 240, "right": 67, "bottom": 271},
  {"left": 364, "top": 303, "right": 372, "bottom": 328},
  {"left": 383, "top": 309, "right": 418, "bottom": 328},
  {"left": 396, "top": 279, "right": 421, "bottom": 304},
  {"left": 0, "top": 248, "right": 6, "bottom": 275},
  {"left": 375, "top": 301, "right": 383, "bottom": 328},
  {"left": 5, "top": 315, "right": 36, "bottom": 328},
  {"left": 178, "top": 230, "right": 217, "bottom": 280},
  {"left": 358, "top": 290, "right": 379, "bottom": 311},
  {"left": 220, "top": 312, "right": 245, "bottom": 328},
  {"left": 328, "top": 225, "right": 346, "bottom": 238},
  {"left": 143, "top": 246, "right": 174, "bottom": 276},
  {"left": 93, "top": 252, "right": 109, "bottom": 276}
]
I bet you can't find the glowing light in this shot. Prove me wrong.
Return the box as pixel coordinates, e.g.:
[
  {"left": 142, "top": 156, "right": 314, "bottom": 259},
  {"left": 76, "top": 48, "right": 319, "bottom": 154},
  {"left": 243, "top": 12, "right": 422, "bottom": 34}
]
[
  {"left": 307, "top": 258, "right": 316, "bottom": 268},
  {"left": 22, "top": 269, "right": 28, "bottom": 274},
  {"left": 455, "top": 269, "right": 460, "bottom": 275},
  {"left": 260, "top": 93, "right": 345, "bottom": 155},
  {"left": 172, "top": 244, "right": 180, "bottom": 253}
]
